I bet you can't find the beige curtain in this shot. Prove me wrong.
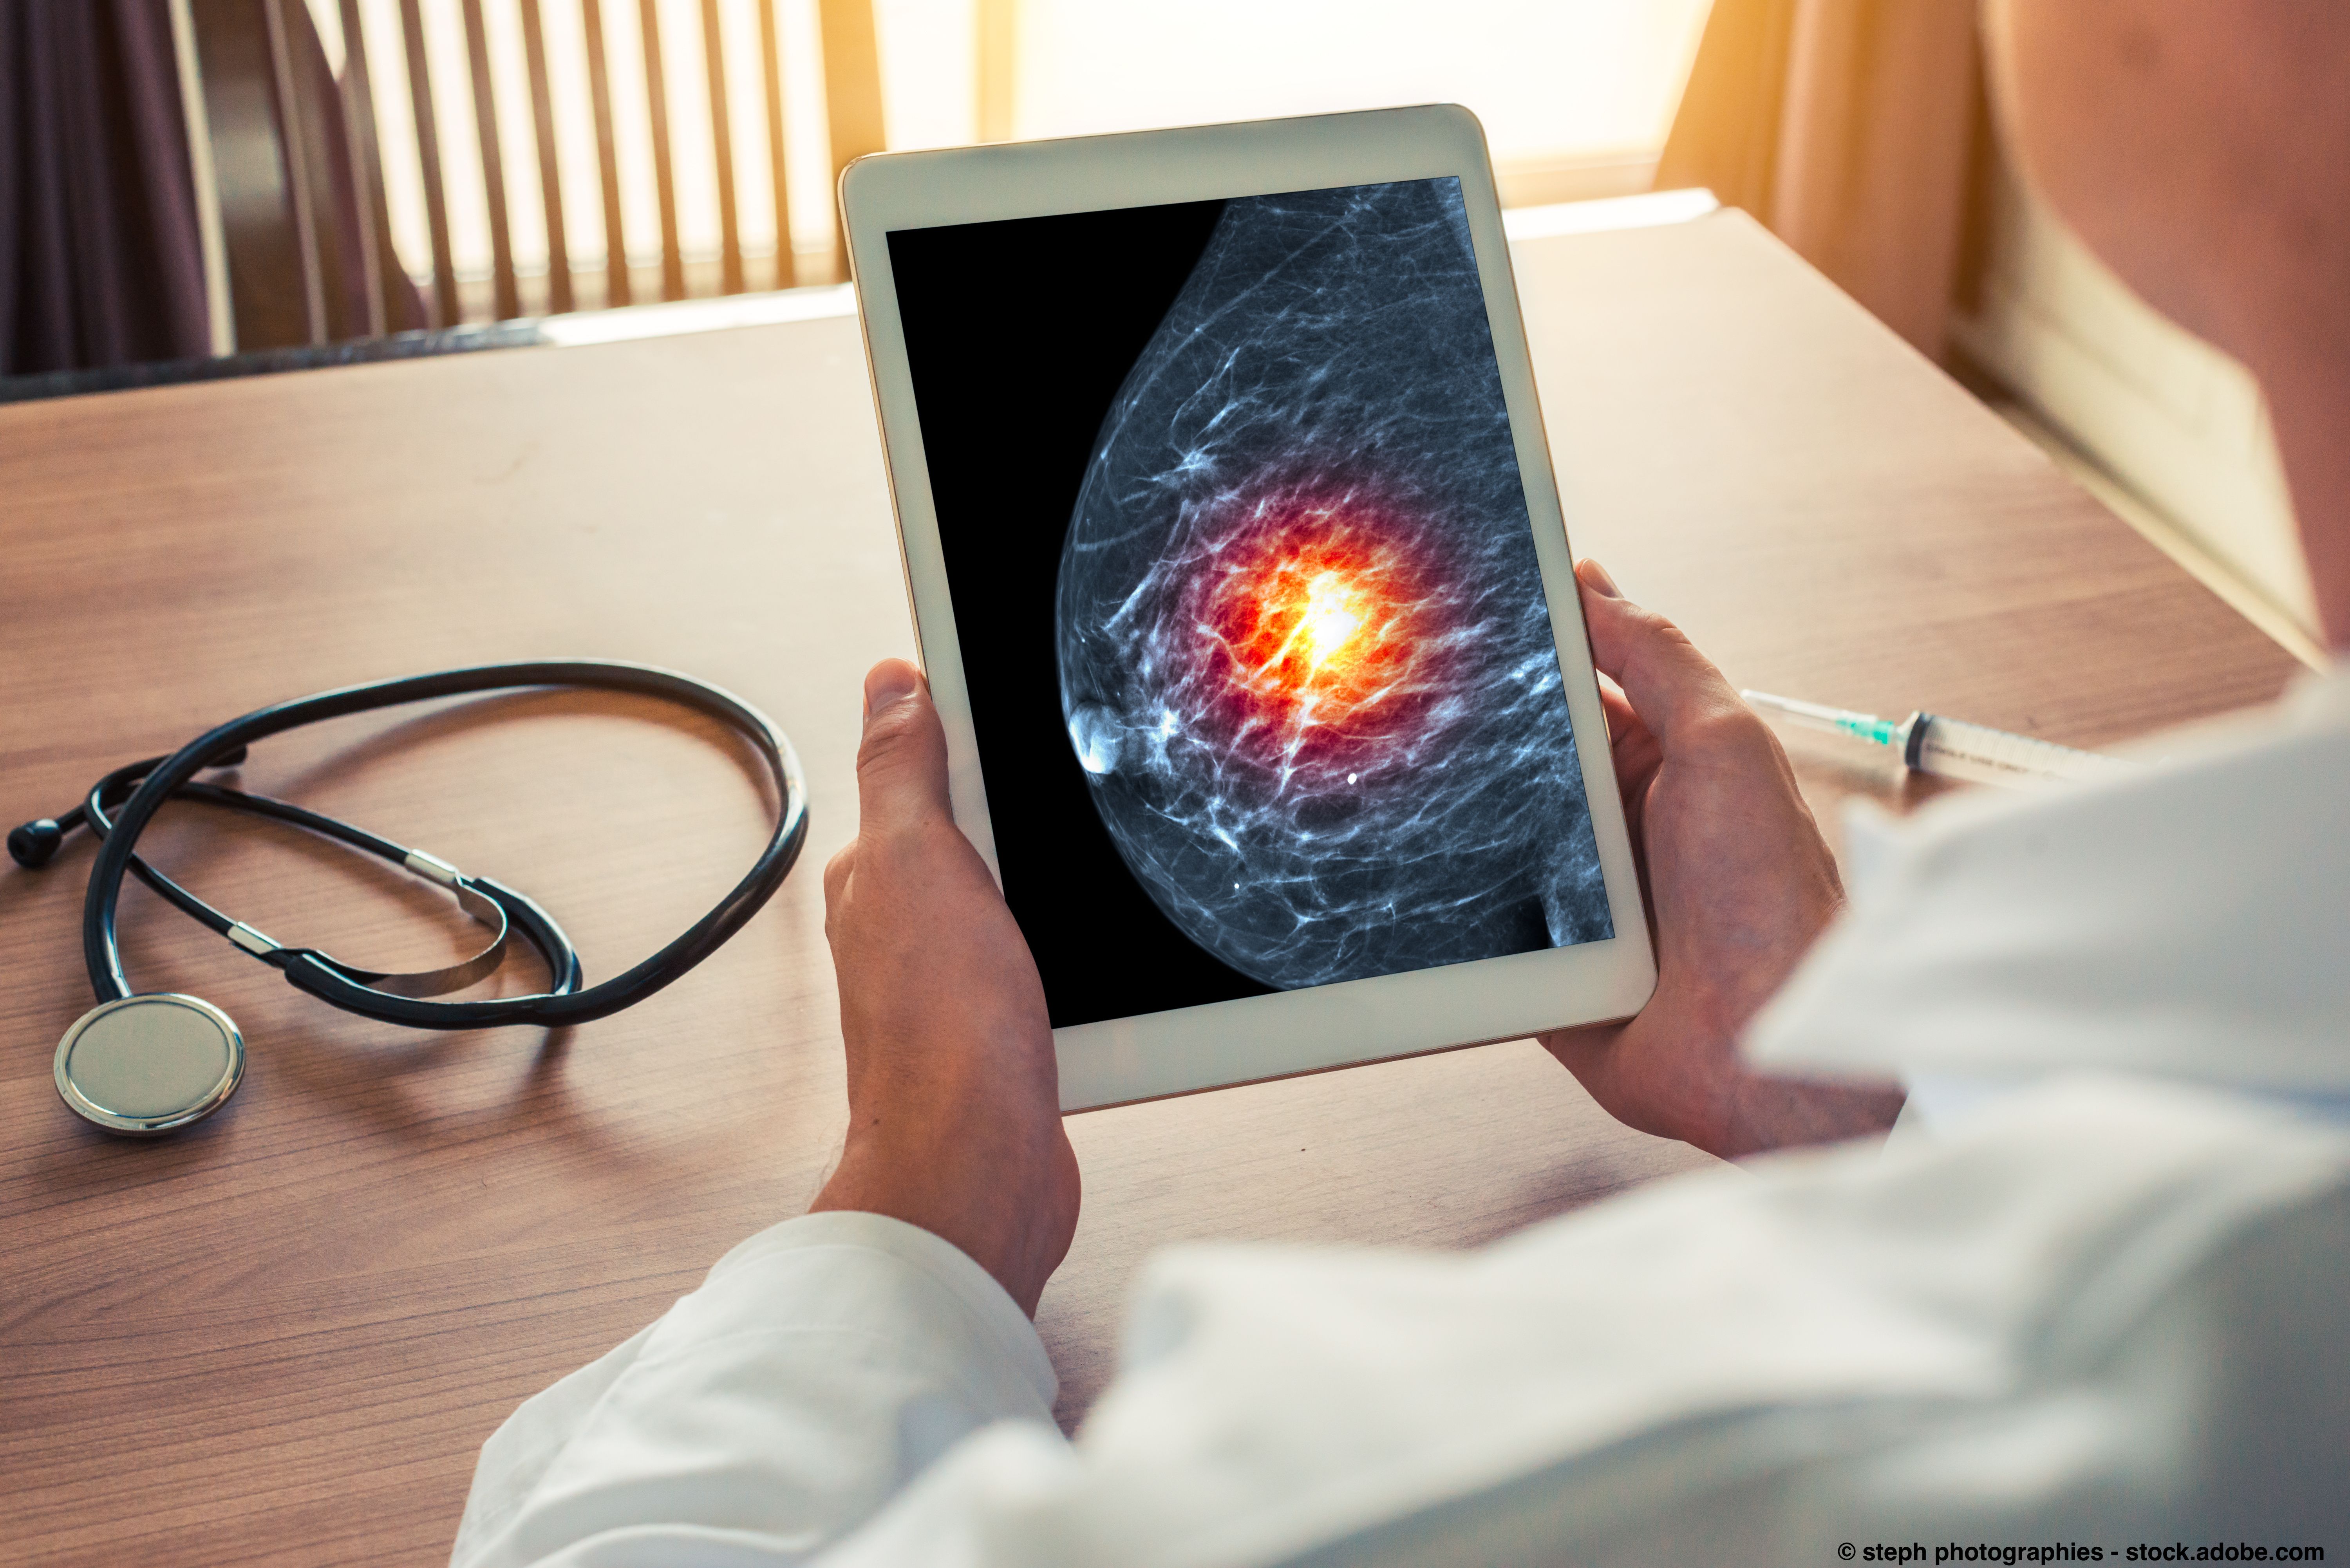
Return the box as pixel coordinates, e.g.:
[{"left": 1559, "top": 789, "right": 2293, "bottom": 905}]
[{"left": 1656, "top": 0, "right": 1981, "bottom": 359}]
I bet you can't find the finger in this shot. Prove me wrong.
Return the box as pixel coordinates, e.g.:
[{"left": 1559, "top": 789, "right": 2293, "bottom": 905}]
[
  {"left": 1595, "top": 677, "right": 1639, "bottom": 744},
  {"left": 1589, "top": 667, "right": 1659, "bottom": 853},
  {"left": 1575, "top": 559, "right": 1745, "bottom": 745},
  {"left": 1607, "top": 699, "right": 1663, "bottom": 791},
  {"left": 1592, "top": 677, "right": 1656, "bottom": 772},
  {"left": 823, "top": 840, "right": 857, "bottom": 912},
  {"left": 856, "top": 658, "right": 954, "bottom": 836},
  {"left": 1538, "top": 1022, "right": 1621, "bottom": 1083}
]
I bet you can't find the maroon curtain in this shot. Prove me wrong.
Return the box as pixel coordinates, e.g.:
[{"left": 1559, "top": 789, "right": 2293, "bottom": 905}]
[{"left": 0, "top": 0, "right": 211, "bottom": 376}]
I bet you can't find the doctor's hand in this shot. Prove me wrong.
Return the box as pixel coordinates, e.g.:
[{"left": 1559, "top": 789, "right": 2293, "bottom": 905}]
[
  {"left": 1540, "top": 561, "right": 1905, "bottom": 1160},
  {"left": 810, "top": 659, "right": 1080, "bottom": 1316}
]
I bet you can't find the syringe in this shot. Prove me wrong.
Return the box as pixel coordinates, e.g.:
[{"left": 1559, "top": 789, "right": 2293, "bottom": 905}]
[{"left": 1740, "top": 690, "right": 2135, "bottom": 787}]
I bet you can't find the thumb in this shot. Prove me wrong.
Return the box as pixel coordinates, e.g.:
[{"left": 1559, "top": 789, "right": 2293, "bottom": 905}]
[
  {"left": 1574, "top": 559, "right": 1744, "bottom": 744},
  {"left": 855, "top": 659, "right": 954, "bottom": 835}
]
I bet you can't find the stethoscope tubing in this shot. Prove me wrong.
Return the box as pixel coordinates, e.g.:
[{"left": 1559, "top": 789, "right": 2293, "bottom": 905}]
[{"left": 79, "top": 660, "right": 807, "bottom": 1030}]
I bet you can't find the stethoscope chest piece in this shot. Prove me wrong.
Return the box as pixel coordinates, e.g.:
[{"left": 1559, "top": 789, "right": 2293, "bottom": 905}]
[{"left": 55, "top": 994, "right": 246, "bottom": 1135}]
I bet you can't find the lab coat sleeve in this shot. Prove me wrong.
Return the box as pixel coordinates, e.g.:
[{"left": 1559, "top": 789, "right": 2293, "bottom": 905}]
[
  {"left": 808, "top": 1079, "right": 2350, "bottom": 1567},
  {"left": 448, "top": 1209, "right": 1061, "bottom": 1568}
]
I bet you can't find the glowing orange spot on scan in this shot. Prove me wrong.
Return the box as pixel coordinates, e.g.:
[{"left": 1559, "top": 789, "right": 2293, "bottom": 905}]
[
  {"left": 1297, "top": 572, "right": 1367, "bottom": 670},
  {"left": 1202, "top": 511, "right": 1443, "bottom": 757}
]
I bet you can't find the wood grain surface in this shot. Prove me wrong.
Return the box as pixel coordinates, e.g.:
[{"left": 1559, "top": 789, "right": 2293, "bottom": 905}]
[{"left": 0, "top": 211, "right": 2296, "bottom": 1568}]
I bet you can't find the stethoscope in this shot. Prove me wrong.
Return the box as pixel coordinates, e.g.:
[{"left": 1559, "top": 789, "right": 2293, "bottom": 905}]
[{"left": 8, "top": 662, "right": 807, "bottom": 1136}]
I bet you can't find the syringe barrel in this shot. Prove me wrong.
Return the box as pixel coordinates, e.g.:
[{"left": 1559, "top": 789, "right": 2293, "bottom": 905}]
[{"left": 1911, "top": 714, "right": 2133, "bottom": 786}]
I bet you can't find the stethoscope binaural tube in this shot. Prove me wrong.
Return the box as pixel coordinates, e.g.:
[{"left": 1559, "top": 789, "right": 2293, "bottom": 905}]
[
  {"left": 14, "top": 660, "right": 808, "bottom": 1132},
  {"left": 51, "top": 754, "right": 584, "bottom": 1004}
]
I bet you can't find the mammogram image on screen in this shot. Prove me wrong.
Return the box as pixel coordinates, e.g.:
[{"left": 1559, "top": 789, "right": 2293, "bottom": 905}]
[{"left": 1054, "top": 177, "right": 1611, "bottom": 990}]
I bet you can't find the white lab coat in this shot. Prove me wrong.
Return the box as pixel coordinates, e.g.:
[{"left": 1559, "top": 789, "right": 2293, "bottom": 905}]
[{"left": 453, "top": 671, "right": 2350, "bottom": 1568}]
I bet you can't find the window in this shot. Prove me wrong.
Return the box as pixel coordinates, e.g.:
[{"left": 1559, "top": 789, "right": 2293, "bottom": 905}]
[
  {"left": 311, "top": 0, "right": 1710, "bottom": 313},
  {"left": 896, "top": 0, "right": 1713, "bottom": 208}
]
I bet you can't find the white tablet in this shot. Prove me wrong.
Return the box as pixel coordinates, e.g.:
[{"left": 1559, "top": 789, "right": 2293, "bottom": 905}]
[{"left": 841, "top": 105, "right": 1654, "bottom": 1111}]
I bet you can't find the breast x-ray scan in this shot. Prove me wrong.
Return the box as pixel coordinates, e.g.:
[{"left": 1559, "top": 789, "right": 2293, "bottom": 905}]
[{"left": 889, "top": 177, "right": 1609, "bottom": 1030}]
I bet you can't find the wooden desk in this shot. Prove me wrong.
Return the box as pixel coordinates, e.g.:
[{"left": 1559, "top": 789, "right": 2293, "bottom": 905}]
[{"left": 0, "top": 211, "right": 2296, "bottom": 1568}]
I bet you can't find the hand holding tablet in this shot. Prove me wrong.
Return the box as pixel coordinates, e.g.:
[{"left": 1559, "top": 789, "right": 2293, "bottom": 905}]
[
  {"left": 804, "top": 574, "right": 1898, "bottom": 1310},
  {"left": 1538, "top": 565, "right": 1907, "bottom": 1158},
  {"left": 841, "top": 107, "right": 1653, "bottom": 1109},
  {"left": 812, "top": 659, "right": 1078, "bottom": 1315}
]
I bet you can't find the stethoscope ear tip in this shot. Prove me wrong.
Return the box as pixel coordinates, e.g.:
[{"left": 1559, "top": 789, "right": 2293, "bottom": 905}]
[
  {"left": 9, "top": 818, "right": 63, "bottom": 869},
  {"left": 55, "top": 994, "right": 246, "bottom": 1135}
]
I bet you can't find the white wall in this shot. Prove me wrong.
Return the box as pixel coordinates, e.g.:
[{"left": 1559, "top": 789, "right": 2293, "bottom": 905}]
[{"left": 1951, "top": 153, "right": 2319, "bottom": 646}]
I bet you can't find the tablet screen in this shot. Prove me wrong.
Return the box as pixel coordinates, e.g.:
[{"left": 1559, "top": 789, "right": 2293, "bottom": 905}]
[{"left": 888, "top": 177, "right": 1611, "bottom": 1028}]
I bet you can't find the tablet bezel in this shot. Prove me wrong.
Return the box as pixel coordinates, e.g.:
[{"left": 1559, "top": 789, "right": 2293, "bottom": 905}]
[{"left": 841, "top": 105, "right": 1654, "bottom": 1111}]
